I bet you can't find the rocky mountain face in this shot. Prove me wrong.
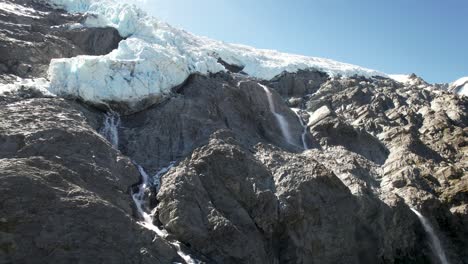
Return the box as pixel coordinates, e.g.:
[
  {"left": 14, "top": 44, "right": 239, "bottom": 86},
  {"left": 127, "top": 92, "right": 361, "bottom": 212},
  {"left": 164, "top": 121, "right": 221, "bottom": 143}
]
[{"left": 1, "top": 1, "right": 467, "bottom": 264}]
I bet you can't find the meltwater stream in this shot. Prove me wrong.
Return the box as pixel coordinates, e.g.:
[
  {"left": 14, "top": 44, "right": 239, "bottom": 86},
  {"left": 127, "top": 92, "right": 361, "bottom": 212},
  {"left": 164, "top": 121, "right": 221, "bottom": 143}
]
[
  {"left": 410, "top": 208, "right": 450, "bottom": 264},
  {"left": 99, "top": 111, "right": 199, "bottom": 264},
  {"left": 132, "top": 165, "right": 199, "bottom": 264},
  {"left": 100, "top": 111, "right": 121, "bottom": 148},
  {"left": 259, "top": 83, "right": 295, "bottom": 146},
  {"left": 291, "top": 108, "right": 309, "bottom": 150}
]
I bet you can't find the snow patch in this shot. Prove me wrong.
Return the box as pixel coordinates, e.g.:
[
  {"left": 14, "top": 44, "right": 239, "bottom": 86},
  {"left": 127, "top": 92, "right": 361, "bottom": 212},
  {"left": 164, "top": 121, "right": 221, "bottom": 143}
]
[
  {"left": 47, "top": 0, "right": 386, "bottom": 108},
  {"left": 0, "top": 1, "right": 48, "bottom": 18},
  {"left": 389, "top": 74, "right": 412, "bottom": 84},
  {"left": 389, "top": 74, "right": 423, "bottom": 86},
  {"left": 450, "top": 77, "right": 468, "bottom": 96},
  {"left": 0, "top": 77, "right": 54, "bottom": 97}
]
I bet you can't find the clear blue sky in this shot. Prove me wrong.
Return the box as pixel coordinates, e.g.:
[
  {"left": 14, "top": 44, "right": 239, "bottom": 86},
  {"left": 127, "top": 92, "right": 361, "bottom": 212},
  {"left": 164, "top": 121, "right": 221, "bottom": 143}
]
[{"left": 134, "top": 0, "right": 467, "bottom": 83}]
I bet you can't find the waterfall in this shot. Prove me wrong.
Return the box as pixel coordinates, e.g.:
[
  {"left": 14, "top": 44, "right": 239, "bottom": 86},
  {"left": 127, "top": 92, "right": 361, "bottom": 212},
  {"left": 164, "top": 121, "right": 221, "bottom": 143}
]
[
  {"left": 292, "top": 108, "right": 309, "bottom": 150},
  {"left": 410, "top": 208, "right": 450, "bottom": 264},
  {"left": 100, "top": 111, "right": 121, "bottom": 148},
  {"left": 132, "top": 164, "right": 199, "bottom": 264},
  {"left": 259, "top": 83, "right": 295, "bottom": 146},
  {"left": 98, "top": 114, "right": 198, "bottom": 263},
  {"left": 131, "top": 165, "right": 168, "bottom": 237}
]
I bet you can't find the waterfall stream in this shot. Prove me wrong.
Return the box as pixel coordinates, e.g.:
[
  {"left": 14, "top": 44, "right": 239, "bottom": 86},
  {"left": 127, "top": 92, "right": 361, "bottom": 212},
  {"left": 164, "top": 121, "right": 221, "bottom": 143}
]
[
  {"left": 411, "top": 208, "right": 450, "bottom": 264},
  {"left": 259, "top": 83, "right": 295, "bottom": 146},
  {"left": 100, "top": 111, "right": 121, "bottom": 148},
  {"left": 99, "top": 111, "right": 199, "bottom": 264},
  {"left": 132, "top": 164, "right": 198, "bottom": 264},
  {"left": 292, "top": 108, "right": 309, "bottom": 150}
]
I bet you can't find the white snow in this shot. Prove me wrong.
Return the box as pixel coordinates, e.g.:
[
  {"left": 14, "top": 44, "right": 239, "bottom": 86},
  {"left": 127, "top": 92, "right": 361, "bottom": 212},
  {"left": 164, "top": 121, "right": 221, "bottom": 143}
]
[
  {"left": 389, "top": 74, "right": 421, "bottom": 86},
  {"left": 389, "top": 74, "right": 412, "bottom": 84},
  {"left": 0, "top": 2, "right": 48, "bottom": 18},
  {"left": 47, "top": 0, "right": 386, "bottom": 107},
  {"left": 450, "top": 77, "right": 468, "bottom": 96},
  {"left": 458, "top": 84, "right": 468, "bottom": 96},
  {"left": 451, "top": 77, "right": 468, "bottom": 87},
  {"left": 0, "top": 77, "right": 54, "bottom": 97}
]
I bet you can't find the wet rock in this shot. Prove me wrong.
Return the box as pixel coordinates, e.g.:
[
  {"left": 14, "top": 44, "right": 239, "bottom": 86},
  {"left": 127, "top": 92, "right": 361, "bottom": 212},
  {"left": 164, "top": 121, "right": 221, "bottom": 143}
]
[
  {"left": 0, "top": 98, "right": 180, "bottom": 264},
  {"left": 120, "top": 73, "right": 305, "bottom": 174}
]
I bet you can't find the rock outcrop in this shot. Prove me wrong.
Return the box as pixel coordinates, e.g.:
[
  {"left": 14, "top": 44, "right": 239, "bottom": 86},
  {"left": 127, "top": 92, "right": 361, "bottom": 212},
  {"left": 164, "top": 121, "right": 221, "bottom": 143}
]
[
  {"left": 0, "top": 0, "right": 121, "bottom": 79},
  {"left": 0, "top": 98, "right": 181, "bottom": 264}
]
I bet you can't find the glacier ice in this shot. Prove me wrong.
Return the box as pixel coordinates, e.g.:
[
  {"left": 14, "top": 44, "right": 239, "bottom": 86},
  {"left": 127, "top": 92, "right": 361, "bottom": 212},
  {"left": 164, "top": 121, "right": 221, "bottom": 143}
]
[
  {"left": 47, "top": 0, "right": 386, "bottom": 108},
  {"left": 450, "top": 77, "right": 468, "bottom": 96}
]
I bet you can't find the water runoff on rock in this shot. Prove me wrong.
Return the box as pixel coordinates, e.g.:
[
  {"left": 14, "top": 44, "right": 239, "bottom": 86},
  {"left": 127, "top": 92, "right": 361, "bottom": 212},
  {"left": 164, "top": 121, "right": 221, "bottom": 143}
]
[
  {"left": 291, "top": 108, "right": 310, "bottom": 150},
  {"left": 132, "top": 164, "right": 200, "bottom": 264},
  {"left": 410, "top": 208, "right": 450, "bottom": 264},
  {"left": 259, "top": 83, "right": 295, "bottom": 146},
  {"left": 98, "top": 111, "right": 199, "bottom": 263},
  {"left": 258, "top": 83, "right": 310, "bottom": 149},
  {"left": 100, "top": 111, "right": 121, "bottom": 149}
]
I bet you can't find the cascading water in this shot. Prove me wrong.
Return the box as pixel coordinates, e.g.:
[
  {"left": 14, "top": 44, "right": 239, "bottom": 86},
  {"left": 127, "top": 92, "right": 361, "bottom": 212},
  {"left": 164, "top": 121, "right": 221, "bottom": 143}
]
[
  {"left": 410, "top": 208, "right": 450, "bottom": 264},
  {"left": 98, "top": 112, "right": 198, "bottom": 263},
  {"left": 291, "top": 108, "right": 309, "bottom": 150},
  {"left": 259, "top": 83, "right": 295, "bottom": 146},
  {"left": 100, "top": 111, "right": 121, "bottom": 148},
  {"left": 131, "top": 164, "right": 199, "bottom": 264},
  {"left": 131, "top": 165, "right": 168, "bottom": 237}
]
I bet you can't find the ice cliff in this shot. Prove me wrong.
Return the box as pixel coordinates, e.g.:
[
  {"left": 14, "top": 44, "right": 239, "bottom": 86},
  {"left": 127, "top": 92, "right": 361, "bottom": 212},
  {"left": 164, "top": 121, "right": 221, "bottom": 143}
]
[
  {"left": 450, "top": 77, "right": 468, "bottom": 96},
  {"left": 47, "top": 0, "right": 385, "bottom": 108}
]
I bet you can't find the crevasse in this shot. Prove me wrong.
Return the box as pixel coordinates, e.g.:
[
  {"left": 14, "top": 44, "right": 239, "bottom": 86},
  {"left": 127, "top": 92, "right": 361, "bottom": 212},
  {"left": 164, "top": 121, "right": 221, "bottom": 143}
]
[{"left": 47, "top": 0, "right": 385, "bottom": 108}]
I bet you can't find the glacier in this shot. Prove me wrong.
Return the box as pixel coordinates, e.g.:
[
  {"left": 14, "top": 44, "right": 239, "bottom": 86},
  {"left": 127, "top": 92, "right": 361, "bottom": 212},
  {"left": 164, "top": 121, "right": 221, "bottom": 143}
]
[
  {"left": 450, "top": 77, "right": 468, "bottom": 96},
  {"left": 47, "top": 0, "right": 386, "bottom": 108}
]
